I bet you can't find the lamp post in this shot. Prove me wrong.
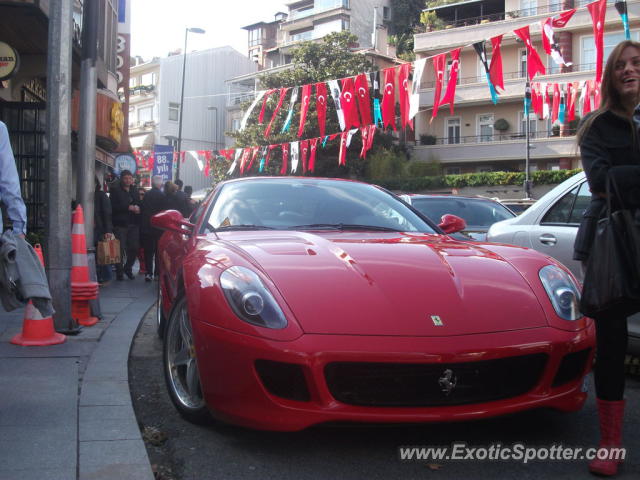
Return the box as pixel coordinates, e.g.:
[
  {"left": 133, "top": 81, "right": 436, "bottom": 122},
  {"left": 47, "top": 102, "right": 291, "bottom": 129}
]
[{"left": 176, "top": 26, "right": 205, "bottom": 180}]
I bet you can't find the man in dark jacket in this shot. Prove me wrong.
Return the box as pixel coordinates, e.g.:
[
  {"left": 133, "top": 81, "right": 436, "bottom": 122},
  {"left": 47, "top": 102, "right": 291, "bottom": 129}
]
[
  {"left": 94, "top": 177, "right": 114, "bottom": 284},
  {"left": 110, "top": 170, "right": 140, "bottom": 280},
  {"left": 174, "top": 179, "right": 191, "bottom": 218},
  {"left": 141, "top": 175, "right": 168, "bottom": 281}
]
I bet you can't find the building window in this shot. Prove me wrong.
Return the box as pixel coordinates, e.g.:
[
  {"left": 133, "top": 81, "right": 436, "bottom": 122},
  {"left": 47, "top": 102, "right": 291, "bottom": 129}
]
[
  {"left": 445, "top": 117, "right": 461, "bottom": 144},
  {"left": 97, "top": 0, "right": 118, "bottom": 75},
  {"left": 231, "top": 118, "right": 241, "bottom": 132},
  {"left": 140, "top": 72, "right": 156, "bottom": 86},
  {"left": 446, "top": 59, "right": 461, "bottom": 86},
  {"left": 138, "top": 106, "right": 153, "bottom": 124},
  {"left": 478, "top": 113, "right": 494, "bottom": 142},
  {"left": 169, "top": 103, "right": 180, "bottom": 122},
  {"left": 129, "top": 77, "right": 137, "bottom": 88},
  {"left": 520, "top": 0, "right": 537, "bottom": 17},
  {"left": 581, "top": 30, "right": 639, "bottom": 72},
  {"left": 519, "top": 49, "right": 527, "bottom": 78},
  {"left": 128, "top": 107, "right": 135, "bottom": 127},
  {"left": 445, "top": 167, "right": 461, "bottom": 175},
  {"left": 249, "top": 28, "right": 262, "bottom": 47},
  {"left": 520, "top": 111, "right": 537, "bottom": 136},
  {"left": 477, "top": 166, "right": 493, "bottom": 173}
]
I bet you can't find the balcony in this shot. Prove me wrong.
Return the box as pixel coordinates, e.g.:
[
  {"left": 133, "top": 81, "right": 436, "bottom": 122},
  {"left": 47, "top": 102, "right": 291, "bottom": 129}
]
[
  {"left": 415, "top": 3, "right": 638, "bottom": 52},
  {"left": 281, "top": 0, "right": 349, "bottom": 31},
  {"left": 413, "top": 130, "right": 576, "bottom": 164},
  {"left": 227, "top": 92, "right": 255, "bottom": 108},
  {"left": 419, "top": 63, "right": 597, "bottom": 107},
  {"left": 129, "top": 85, "right": 155, "bottom": 96}
]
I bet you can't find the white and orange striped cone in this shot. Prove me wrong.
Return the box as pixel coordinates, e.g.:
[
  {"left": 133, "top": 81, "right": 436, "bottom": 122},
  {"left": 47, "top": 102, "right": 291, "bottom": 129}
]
[
  {"left": 11, "top": 245, "right": 66, "bottom": 346},
  {"left": 71, "top": 205, "right": 99, "bottom": 326}
]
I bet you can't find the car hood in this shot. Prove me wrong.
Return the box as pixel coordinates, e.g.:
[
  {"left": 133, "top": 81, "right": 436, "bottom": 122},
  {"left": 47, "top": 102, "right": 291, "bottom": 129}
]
[{"left": 220, "top": 231, "right": 548, "bottom": 336}]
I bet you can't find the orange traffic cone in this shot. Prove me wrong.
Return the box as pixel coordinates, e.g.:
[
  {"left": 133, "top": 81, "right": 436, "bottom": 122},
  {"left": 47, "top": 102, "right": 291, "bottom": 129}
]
[
  {"left": 71, "top": 205, "right": 99, "bottom": 326},
  {"left": 11, "top": 244, "right": 66, "bottom": 346}
]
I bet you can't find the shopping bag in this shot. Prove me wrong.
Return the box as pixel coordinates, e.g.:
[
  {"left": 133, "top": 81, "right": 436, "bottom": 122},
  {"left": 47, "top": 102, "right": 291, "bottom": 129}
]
[
  {"left": 580, "top": 175, "right": 640, "bottom": 318},
  {"left": 97, "top": 238, "right": 121, "bottom": 265}
]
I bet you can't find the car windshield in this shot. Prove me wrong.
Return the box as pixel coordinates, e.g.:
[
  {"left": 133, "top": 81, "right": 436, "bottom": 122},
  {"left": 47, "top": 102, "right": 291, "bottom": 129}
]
[
  {"left": 204, "top": 179, "right": 436, "bottom": 233},
  {"left": 410, "top": 197, "right": 515, "bottom": 228}
]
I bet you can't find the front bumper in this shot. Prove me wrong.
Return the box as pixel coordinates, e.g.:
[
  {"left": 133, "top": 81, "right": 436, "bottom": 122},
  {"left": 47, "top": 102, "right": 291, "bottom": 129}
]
[{"left": 190, "top": 319, "right": 595, "bottom": 431}]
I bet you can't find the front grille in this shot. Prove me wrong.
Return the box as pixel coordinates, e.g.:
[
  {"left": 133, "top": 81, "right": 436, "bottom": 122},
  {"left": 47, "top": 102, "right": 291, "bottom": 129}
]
[
  {"left": 324, "top": 354, "right": 548, "bottom": 407},
  {"left": 552, "top": 348, "right": 592, "bottom": 387},
  {"left": 255, "top": 360, "right": 310, "bottom": 402}
]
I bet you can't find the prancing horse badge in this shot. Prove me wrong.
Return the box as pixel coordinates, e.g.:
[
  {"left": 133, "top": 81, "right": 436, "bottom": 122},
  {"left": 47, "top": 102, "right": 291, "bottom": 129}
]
[{"left": 431, "top": 315, "right": 443, "bottom": 326}]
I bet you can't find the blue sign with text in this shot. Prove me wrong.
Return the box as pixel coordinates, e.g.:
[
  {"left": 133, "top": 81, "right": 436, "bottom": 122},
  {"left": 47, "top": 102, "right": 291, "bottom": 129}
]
[{"left": 153, "top": 145, "right": 174, "bottom": 183}]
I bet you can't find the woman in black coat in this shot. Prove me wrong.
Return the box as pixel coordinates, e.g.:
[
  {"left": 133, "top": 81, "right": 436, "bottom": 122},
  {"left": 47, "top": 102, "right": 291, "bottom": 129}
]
[
  {"left": 94, "top": 177, "right": 114, "bottom": 284},
  {"left": 575, "top": 40, "right": 640, "bottom": 476}
]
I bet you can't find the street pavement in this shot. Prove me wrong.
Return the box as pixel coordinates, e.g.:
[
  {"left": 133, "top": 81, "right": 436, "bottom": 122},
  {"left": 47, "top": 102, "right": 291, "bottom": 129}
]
[{"left": 0, "top": 275, "right": 156, "bottom": 480}]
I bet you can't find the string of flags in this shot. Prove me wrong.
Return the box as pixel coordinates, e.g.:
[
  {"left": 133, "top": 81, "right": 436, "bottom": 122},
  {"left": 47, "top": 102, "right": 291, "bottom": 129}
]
[{"left": 135, "top": 0, "right": 628, "bottom": 178}]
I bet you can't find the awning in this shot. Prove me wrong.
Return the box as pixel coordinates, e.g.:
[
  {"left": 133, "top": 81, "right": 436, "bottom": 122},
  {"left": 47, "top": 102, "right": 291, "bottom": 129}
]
[{"left": 129, "top": 132, "right": 155, "bottom": 150}]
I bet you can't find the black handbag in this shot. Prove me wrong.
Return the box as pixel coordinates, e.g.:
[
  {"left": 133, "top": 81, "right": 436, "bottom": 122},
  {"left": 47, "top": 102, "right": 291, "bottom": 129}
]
[{"left": 580, "top": 174, "right": 640, "bottom": 318}]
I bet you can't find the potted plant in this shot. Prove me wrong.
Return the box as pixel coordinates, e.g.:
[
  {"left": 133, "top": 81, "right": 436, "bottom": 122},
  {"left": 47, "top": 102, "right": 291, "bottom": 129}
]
[
  {"left": 419, "top": 134, "right": 437, "bottom": 145},
  {"left": 494, "top": 118, "right": 510, "bottom": 131}
]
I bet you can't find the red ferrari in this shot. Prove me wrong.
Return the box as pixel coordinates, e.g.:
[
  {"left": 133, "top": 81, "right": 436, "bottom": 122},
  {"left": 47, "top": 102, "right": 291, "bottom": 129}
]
[{"left": 152, "top": 177, "right": 595, "bottom": 431}]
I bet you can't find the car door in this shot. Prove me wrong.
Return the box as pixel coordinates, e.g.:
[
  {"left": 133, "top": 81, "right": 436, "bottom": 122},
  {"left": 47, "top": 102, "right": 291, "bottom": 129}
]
[{"left": 526, "top": 180, "right": 591, "bottom": 280}]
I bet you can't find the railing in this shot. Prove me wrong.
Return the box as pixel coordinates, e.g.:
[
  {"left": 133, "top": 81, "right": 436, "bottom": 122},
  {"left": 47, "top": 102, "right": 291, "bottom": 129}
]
[
  {"left": 425, "top": 3, "right": 570, "bottom": 32},
  {"left": 421, "top": 63, "right": 597, "bottom": 89},
  {"left": 288, "top": 0, "right": 349, "bottom": 21},
  {"left": 129, "top": 85, "right": 155, "bottom": 96},
  {"left": 420, "top": 129, "right": 577, "bottom": 146},
  {"left": 227, "top": 92, "right": 255, "bottom": 107}
]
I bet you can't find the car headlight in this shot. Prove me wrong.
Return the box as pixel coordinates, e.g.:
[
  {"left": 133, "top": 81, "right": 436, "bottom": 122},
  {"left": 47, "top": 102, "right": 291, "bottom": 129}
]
[
  {"left": 539, "top": 265, "right": 582, "bottom": 321},
  {"left": 220, "top": 266, "right": 287, "bottom": 329}
]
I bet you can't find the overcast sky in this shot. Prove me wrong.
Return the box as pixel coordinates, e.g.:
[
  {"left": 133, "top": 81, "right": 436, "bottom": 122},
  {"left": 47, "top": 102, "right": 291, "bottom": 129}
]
[{"left": 130, "top": 0, "right": 289, "bottom": 61}]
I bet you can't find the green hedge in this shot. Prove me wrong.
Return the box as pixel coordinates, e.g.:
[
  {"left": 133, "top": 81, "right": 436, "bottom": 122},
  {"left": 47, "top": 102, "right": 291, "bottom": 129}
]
[{"left": 375, "top": 168, "right": 583, "bottom": 191}]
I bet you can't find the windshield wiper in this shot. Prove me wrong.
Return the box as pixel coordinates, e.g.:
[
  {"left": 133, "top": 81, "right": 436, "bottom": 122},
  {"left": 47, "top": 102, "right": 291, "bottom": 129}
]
[
  {"left": 214, "top": 224, "right": 275, "bottom": 231},
  {"left": 288, "top": 223, "right": 401, "bottom": 232}
]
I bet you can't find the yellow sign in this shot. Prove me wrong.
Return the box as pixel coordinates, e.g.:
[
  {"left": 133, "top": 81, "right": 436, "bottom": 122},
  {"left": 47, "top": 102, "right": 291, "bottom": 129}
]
[{"left": 109, "top": 102, "right": 124, "bottom": 144}]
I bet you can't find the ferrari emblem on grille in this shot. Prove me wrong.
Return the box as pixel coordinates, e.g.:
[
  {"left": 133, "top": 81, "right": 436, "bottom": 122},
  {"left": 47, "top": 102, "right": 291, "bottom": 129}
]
[
  {"left": 431, "top": 315, "right": 443, "bottom": 326},
  {"left": 438, "top": 369, "right": 457, "bottom": 396}
]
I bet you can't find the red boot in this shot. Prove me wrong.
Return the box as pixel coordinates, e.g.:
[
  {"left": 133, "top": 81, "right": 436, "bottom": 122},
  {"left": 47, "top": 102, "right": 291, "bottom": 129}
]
[{"left": 589, "top": 399, "right": 625, "bottom": 476}]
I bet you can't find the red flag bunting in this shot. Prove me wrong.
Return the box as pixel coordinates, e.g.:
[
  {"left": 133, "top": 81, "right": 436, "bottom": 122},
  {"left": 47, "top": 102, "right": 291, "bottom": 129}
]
[
  {"left": 489, "top": 37, "right": 504, "bottom": 92},
  {"left": 264, "top": 87, "right": 289, "bottom": 137},
  {"left": 381, "top": 67, "right": 397, "bottom": 131},
  {"left": 398, "top": 63, "right": 413, "bottom": 129},
  {"left": 587, "top": 0, "right": 607, "bottom": 83},
  {"left": 354, "top": 74, "right": 372, "bottom": 126},
  {"left": 315, "top": 82, "right": 328, "bottom": 138},
  {"left": 308, "top": 138, "right": 319, "bottom": 172},
  {"left": 259, "top": 88, "right": 276, "bottom": 124},
  {"left": 513, "top": 26, "right": 546, "bottom": 81},
  {"left": 441, "top": 48, "right": 462, "bottom": 114},
  {"left": 280, "top": 143, "right": 289, "bottom": 175},
  {"left": 300, "top": 139, "right": 309, "bottom": 174},
  {"left": 431, "top": 53, "right": 447, "bottom": 120},
  {"left": 298, "top": 84, "right": 312, "bottom": 137},
  {"left": 340, "top": 77, "right": 361, "bottom": 130},
  {"left": 552, "top": 83, "right": 560, "bottom": 123},
  {"left": 552, "top": 8, "right": 576, "bottom": 28},
  {"left": 338, "top": 131, "right": 348, "bottom": 166}
]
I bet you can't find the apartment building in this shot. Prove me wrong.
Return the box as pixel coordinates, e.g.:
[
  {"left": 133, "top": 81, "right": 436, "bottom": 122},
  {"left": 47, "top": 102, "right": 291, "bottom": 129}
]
[
  {"left": 412, "top": 0, "right": 640, "bottom": 174},
  {"left": 228, "top": 0, "right": 396, "bottom": 137},
  {"left": 128, "top": 57, "right": 161, "bottom": 152}
]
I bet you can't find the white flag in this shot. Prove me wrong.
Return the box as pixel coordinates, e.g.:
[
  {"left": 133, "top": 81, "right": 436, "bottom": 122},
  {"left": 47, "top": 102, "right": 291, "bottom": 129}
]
[
  {"left": 327, "top": 79, "right": 346, "bottom": 131},
  {"left": 409, "top": 58, "right": 427, "bottom": 121},
  {"left": 239, "top": 90, "right": 266, "bottom": 131}
]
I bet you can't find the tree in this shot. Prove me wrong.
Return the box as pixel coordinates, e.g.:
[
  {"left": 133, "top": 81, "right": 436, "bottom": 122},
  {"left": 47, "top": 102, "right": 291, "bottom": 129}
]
[
  {"left": 229, "top": 31, "right": 395, "bottom": 178},
  {"left": 388, "top": 0, "right": 426, "bottom": 60}
]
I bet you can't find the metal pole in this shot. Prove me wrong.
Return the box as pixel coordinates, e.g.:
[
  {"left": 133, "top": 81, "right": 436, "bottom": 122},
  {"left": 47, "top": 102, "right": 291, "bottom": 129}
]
[
  {"left": 176, "top": 28, "right": 188, "bottom": 180},
  {"left": 77, "top": 0, "right": 98, "bottom": 247},
  {"left": 524, "top": 46, "right": 532, "bottom": 199},
  {"left": 46, "top": 0, "right": 79, "bottom": 333}
]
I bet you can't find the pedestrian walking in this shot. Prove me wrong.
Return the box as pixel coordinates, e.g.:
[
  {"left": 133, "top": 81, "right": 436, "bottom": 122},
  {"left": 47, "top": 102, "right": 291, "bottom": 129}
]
[
  {"left": 173, "top": 179, "right": 191, "bottom": 217},
  {"left": 574, "top": 40, "right": 640, "bottom": 477},
  {"left": 141, "top": 175, "right": 168, "bottom": 282},
  {"left": 183, "top": 185, "right": 196, "bottom": 217},
  {"left": 137, "top": 187, "right": 147, "bottom": 276},
  {"left": 94, "top": 177, "right": 114, "bottom": 285},
  {"left": 110, "top": 170, "right": 140, "bottom": 280}
]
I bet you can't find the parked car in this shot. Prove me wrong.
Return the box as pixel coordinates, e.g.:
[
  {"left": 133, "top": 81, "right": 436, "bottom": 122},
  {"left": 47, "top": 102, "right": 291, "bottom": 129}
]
[
  {"left": 400, "top": 194, "right": 516, "bottom": 241},
  {"left": 153, "top": 177, "right": 594, "bottom": 431},
  {"left": 499, "top": 198, "right": 537, "bottom": 215},
  {"left": 487, "top": 171, "right": 640, "bottom": 354}
]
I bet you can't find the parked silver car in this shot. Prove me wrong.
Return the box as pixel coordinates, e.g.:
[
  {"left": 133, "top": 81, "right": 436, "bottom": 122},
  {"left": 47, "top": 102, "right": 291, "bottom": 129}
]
[{"left": 487, "top": 171, "right": 639, "bottom": 354}]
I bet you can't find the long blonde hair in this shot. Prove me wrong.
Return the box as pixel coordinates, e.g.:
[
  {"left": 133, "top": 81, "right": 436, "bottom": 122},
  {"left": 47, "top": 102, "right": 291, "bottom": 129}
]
[{"left": 576, "top": 40, "right": 640, "bottom": 145}]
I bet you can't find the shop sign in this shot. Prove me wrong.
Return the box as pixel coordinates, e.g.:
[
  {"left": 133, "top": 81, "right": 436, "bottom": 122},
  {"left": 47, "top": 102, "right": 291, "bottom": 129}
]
[
  {"left": 0, "top": 42, "right": 19, "bottom": 81},
  {"left": 114, "top": 154, "right": 137, "bottom": 175}
]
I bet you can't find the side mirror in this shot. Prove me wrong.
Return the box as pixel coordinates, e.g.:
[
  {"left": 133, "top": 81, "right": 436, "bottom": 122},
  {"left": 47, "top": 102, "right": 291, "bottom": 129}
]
[
  {"left": 151, "top": 210, "right": 195, "bottom": 235},
  {"left": 438, "top": 214, "right": 466, "bottom": 234}
]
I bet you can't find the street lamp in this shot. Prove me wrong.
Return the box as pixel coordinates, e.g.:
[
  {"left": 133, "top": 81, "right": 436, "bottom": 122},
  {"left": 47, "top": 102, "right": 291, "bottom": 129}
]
[{"left": 176, "top": 26, "right": 206, "bottom": 180}]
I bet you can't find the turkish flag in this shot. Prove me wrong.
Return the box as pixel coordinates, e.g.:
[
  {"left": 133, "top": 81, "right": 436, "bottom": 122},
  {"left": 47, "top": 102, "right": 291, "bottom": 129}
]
[
  {"left": 280, "top": 143, "right": 289, "bottom": 175},
  {"left": 587, "top": 0, "right": 607, "bottom": 83},
  {"left": 239, "top": 148, "right": 252, "bottom": 175},
  {"left": 264, "top": 87, "right": 289, "bottom": 137},
  {"left": 552, "top": 83, "right": 560, "bottom": 123},
  {"left": 489, "top": 36, "right": 504, "bottom": 92},
  {"left": 398, "top": 63, "right": 412, "bottom": 129},
  {"left": 341, "top": 77, "right": 360, "bottom": 130},
  {"left": 308, "top": 138, "right": 319, "bottom": 172},
  {"left": 259, "top": 89, "right": 276, "bottom": 124},
  {"left": 593, "top": 81, "right": 602, "bottom": 108},
  {"left": 247, "top": 146, "right": 260, "bottom": 172},
  {"left": 338, "top": 131, "right": 349, "bottom": 166},
  {"left": 513, "top": 26, "right": 546, "bottom": 81},
  {"left": 551, "top": 8, "right": 576, "bottom": 28},
  {"left": 431, "top": 53, "right": 447, "bottom": 120},
  {"left": 441, "top": 48, "right": 461, "bottom": 114},
  {"left": 354, "top": 73, "right": 372, "bottom": 126},
  {"left": 566, "top": 82, "right": 578, "bottom": 122},
  {"left": 381, "top": 67, "right": 397, "bottom": 131},
  {"left": 265, "top": 144, "right": 277, "bottom": 169},
  {"left": 300, "top": 139, "right": 309, "bottom": 174},
  {"left": 315, "top": 82, "right": 328, "bottom": 138},
  {"left": 298, "top": 84, "right": 312, "bottom": 138}
]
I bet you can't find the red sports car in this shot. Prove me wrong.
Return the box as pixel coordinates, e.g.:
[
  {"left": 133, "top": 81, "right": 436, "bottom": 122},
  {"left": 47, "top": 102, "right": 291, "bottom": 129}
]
[{"left": 152, "top": 177, "right": 595, "bottom": 431}]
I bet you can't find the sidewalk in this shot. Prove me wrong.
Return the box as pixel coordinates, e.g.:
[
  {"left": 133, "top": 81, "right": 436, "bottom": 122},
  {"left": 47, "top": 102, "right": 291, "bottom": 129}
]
[{"left": 0, "top": 276, "right": 157, "bottom": 480}]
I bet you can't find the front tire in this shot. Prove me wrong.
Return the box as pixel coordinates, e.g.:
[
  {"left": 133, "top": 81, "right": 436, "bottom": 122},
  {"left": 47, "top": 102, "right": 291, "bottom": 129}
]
[{"left": 163, "top": 295, "right": 210, "bottom": 424}]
